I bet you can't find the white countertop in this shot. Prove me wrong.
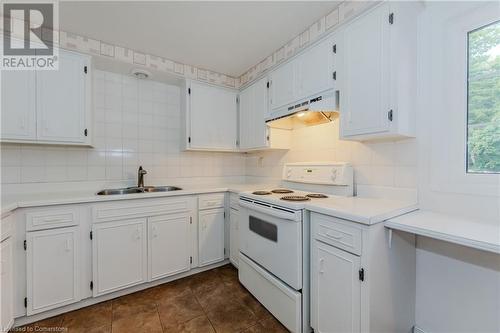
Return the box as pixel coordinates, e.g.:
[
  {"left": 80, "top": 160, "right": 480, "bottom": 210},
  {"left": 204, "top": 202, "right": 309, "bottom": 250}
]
[
  {"left": 2, "top": 184, "right": 418, "bottom": 226},
  {"left": 305, "top": 196, "right": 418, "bottom": 225},
  {"left": 386, "top": 210, "right": 500, "bottom": 254},
  {"left": 0, "top": 183, "right": 267, "bottom": 216}
]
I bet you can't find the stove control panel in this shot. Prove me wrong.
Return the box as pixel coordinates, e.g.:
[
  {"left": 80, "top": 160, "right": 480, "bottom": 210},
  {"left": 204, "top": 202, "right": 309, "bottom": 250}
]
[{"left": 282, "top": 162, "right": 353, "bottom": 186}]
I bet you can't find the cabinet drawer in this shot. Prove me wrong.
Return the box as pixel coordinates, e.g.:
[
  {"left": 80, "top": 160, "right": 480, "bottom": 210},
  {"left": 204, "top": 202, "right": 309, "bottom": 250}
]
[
  {"left": 92, "top": 197, "right": 194, "bottom": 222},
  {"left": 26, "top": 207, "right": 79, "bottom": 231},
  {"left": 312, "top": 213, "right": 362, "bottom": 256},
  {"left": 198, "top": 193, "right": 225, "bottom": 210},
  {"left": 1, "top": 213, "right": 14, "bottom": 241}
]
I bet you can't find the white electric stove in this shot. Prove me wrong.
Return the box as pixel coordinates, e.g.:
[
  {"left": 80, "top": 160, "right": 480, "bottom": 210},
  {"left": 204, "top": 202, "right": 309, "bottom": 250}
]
[{"left": 238, "top": 162, "right": 353, "bottom": 333}]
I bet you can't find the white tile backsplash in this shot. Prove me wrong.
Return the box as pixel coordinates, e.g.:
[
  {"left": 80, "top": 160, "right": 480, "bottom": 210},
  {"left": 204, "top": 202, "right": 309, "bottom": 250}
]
[
  {"left": 246, "top": 121, "right": 418, "bottom": 194},
  {"left": 1, "top": 70, "right": 246, "bottom": 185}
]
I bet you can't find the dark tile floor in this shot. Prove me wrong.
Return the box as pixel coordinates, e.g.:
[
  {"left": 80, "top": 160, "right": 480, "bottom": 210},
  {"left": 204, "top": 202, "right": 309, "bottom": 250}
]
[{"left": 11, "top": 264, "right": 289, "bottom": 333}]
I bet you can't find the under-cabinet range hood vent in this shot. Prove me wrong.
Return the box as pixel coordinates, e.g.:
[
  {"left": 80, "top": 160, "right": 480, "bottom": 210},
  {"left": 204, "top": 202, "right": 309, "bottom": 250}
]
[{"left": 266, "top": 90, "right": 339, "bottom": 129}]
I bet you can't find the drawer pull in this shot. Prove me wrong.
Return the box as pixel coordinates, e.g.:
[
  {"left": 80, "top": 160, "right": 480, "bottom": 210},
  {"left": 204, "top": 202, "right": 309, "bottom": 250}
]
[
  {"left": 44, "top": 217, "right": 69, "bottom": 223},
  {"left": 325, "top": 231, "right": 343, "bottom": 239},
  {"left": 319, "top": 258, "right": 325, "bottom": 274},
  {"left": 65, "top": 239, "right": 72, "bottom": 252}
]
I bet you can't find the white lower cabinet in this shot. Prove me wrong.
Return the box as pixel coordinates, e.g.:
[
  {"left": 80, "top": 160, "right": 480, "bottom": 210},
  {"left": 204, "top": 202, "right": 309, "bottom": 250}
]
[
  {"left": 92, "top": 219, "right": 148, "bottom": 297},
  {"left": 311, "top": 240, "right": 361, "bottom": 333},
  {"left": 311, "top": 212, "right": 416, "bottom": 333},
  {"left": 26, "top": 227, "right": 80, "bottom": 315},
  {"left": 198, "top": 208, "right": 225, "bottom": 266},
  {"left": 1, "top": 236, "right": 14, "bottom": 331},
  {"left": 149, "top": 214, "right": 191, "bottom": 281},
  {"left": 229, "top": 207, "right": 240, "bottom": 267}
]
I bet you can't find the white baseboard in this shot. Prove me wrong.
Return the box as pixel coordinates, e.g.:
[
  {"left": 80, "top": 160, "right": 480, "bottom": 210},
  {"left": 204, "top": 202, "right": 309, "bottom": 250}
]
[{"left": 414, "top": 325, "right": 428, "bottom": 333}]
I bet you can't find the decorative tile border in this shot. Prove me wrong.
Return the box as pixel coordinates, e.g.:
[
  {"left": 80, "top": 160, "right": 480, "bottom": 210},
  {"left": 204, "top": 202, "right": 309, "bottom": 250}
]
[
  {"left": 0, "top": 16, "right": 239, "bottom": 89},
  {"left": 237, "top": 1, "right": 377, "bottom": 88}
]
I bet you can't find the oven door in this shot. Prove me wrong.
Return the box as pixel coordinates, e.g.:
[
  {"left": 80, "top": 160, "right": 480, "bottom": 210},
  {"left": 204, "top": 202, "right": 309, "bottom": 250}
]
[{"left": 239, "top": 199, "right": 302, "bottom": 290}]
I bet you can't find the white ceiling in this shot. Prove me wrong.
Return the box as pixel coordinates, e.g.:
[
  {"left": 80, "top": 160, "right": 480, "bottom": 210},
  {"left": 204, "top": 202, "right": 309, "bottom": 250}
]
[{"left": 60, "top": 1, "right": 341, "bottom": 77}]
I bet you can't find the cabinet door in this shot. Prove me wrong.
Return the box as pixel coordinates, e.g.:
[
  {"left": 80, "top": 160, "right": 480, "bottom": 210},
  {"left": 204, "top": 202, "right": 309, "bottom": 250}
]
[
  {"left": 340, "top": 4, "right": 390, "bottom": 137},
  {"left": 238, "top": 84, "right": 254, "bottom": 150},
  {"left": 36, "top": 48, "right": 89, "bottom": 143},
  {"left": 149, "top": 213, "right": 191, "bottom": 281},
  {"left": 239, "top": 77, "right": 269, "bottom": 150},
  {"left": 198, "top": 208, "right": 225, "bottom": 266},
  {"left": 229, "top": 208, "right": 240, "bottom": 267},
  {"left": 269, "top": 59, "right": 296, "bottom": 110},
  {"left": 26, "top": 227, "right": 80, "bottom": 315},
  {"left": 297, "top": 37, "right": 335, "bottom": 100},
  {"left": 1, "top": 70, "right": 36, "bottom": 141},
  {"left": 311, "top": 241, "right": 361, "bottom": 333},
  {"left": 92, "top": 218, "right": 147, "bottom": 296},
  {"left": 1, "top": 238, "right": 14, "bottom": 331},
  {"left": 189, "top": 81, "right": 237, "bottom": 150}
]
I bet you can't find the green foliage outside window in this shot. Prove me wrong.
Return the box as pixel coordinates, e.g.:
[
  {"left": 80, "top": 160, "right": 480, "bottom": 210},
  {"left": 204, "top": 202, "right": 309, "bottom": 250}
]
[{"left": 467, "top": 21, "right": 500, "bottom": 173}]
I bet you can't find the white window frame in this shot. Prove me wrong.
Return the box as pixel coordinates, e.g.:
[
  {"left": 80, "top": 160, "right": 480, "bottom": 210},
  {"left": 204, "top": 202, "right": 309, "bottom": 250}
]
[{"left": 427, "top": 1, "right": 500, "bottom": 197}]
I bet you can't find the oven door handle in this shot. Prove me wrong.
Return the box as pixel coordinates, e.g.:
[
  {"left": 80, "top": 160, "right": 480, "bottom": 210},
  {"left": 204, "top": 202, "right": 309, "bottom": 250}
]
[{"left": 239, "top": 200, "right": 299, "bottom": 221}]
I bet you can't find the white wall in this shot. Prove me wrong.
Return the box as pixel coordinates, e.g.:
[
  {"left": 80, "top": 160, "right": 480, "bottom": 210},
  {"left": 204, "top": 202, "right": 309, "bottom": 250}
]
[
  {"left": 414, "top": 2, "right": 500, "bottom": 332},
  {"left": 0, "top": 70, "right": 246, "bottom": 190}
]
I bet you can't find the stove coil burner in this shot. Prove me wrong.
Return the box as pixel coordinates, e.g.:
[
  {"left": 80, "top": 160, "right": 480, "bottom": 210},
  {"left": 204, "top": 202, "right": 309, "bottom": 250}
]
[
  {"left": 252, "top": 191, "right": 272, "bottom": 195},
  {"left": 271, "top": 189, "right": 294, "bottom": 194},
  {"left": 306, "top": 194, "right": 329, "bottom": 198},
  {"left": 280, "top": 195, "right": 310, "bottom": 202}
]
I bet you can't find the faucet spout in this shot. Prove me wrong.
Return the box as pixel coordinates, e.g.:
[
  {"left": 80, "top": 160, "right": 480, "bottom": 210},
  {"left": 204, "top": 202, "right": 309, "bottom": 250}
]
[{"left": 138, "top": 166, "right": 147, "bottom": 188}]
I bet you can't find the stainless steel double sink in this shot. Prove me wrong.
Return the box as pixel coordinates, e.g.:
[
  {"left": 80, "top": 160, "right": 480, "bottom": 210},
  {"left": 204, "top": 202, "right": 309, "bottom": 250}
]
[{"left": 97, "top": 186, "right": 182, "bottom": 195}]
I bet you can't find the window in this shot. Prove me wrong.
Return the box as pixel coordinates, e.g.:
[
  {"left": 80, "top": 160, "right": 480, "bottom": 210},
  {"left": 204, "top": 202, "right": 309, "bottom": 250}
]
[{"left": 466, "top": 20, "right": 500, "bottom": 174}]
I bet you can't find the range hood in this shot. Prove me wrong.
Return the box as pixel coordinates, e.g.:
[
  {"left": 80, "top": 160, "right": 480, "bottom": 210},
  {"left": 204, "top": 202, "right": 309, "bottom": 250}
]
[{"left": 266, "top": 90, "right": 339, "bottom": 129}]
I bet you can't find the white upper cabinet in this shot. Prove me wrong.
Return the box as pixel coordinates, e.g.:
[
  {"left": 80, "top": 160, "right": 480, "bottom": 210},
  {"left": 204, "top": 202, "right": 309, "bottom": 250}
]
[
  {"left": 339, "top": 2, "right": 420, "bottom": 141},
  {"left": 183, "top": 80, "right": 238, "bottom": 151},
  {"left": 296, "top": 36, "right": 335, "bottom": 100},
  {"left": 269, "top": 36, "right": 336, "bottom": 115},
  {"left": 1, "top": 47, "right": 92, "bottom": 145},
  {"left": 239, "top": 76, "right": 291, "bottom": 151},
  {"left": 239, "top": 77, "right": 274, "bottom": 150},
  {"left": 36, "top": 49, "right": 90, "bottom": 144},
  {"left": 269, "top": 59, "right": 296, "bottom": 110},
  {"left": 1, "top": 70, "right": 36, "bottom": 141}
]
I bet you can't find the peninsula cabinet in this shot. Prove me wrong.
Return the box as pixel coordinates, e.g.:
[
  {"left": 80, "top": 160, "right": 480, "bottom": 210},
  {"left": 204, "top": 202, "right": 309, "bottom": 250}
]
[
  {"left": 338, "top": 2, "right": 422, "bottom": 141},
  {"left": 182, "top": 80, "right": 238, "bottom": 151},
  {"left": 1, "top": 47, "right": 92, "bottom": 145},
  {"left": 310, "top": 212, "right": 416, "bottom": 333}
]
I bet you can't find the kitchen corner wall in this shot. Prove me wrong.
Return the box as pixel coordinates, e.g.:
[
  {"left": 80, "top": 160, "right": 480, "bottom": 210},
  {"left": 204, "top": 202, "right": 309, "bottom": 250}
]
[
  {"left": 0, "top": 70, "right": 246, "bottom": 186},
  {"left": 246, "top": 121, "right": 418, "bottom": 199}
]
